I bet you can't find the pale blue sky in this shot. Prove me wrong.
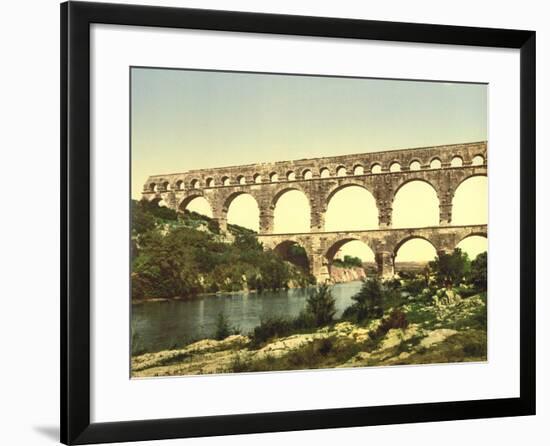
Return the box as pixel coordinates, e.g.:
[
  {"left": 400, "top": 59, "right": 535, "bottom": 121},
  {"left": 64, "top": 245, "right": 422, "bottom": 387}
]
[{"left": 131, "top": 67, "right": 487, "bottom": 198}]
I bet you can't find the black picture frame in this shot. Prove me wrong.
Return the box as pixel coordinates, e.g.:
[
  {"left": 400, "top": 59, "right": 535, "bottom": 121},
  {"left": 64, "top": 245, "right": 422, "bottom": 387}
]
[{"left": 61, "top": 1, "right": 536, "bottom": 444}]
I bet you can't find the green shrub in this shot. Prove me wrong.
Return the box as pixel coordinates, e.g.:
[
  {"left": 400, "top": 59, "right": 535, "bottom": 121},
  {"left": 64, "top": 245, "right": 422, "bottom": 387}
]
[
  {"left": 305, "top": 284, "right": 336, "bottom": 326},
  {"left": 293, "top": 310, "right": 316, "bottom": 330},
  {"left": 454, "top": 285, "right": 478, "bottom": 298},
  {"left": 375, "top": 309, "right": 409, "bottom": 338},
  {"left": 130, "top": 199, "right": 312, "bottom": 299},
  {"left": 403, "top": 276, "right": 428, "bottom": 296},
  {"left": 250, "top": 306, "right": 323, "bottom": 347},
  {"left": 207, "top": 219, "right": 220, "bottom": 234},
  {"left": 343, "top": 278, "right": 384, "bottom": 322},
  {"left": 286, "top": 244, "right": 311, "bottom": 272},
  {"left": 429, "top": 248, "right": 471, "bottom": 288},
  {"left": 131, "top": 200, "right": 156, "bottom": 234},
  {"left": 385, "top": 277, "right": 402, "bottom": 291},
  {"left": 468, "top": 251, "right": 487, "bottom": 291},
  {"left": 333, "top": 255, "right": 363, "bottom": 268},
  {"left": 214, "top": 313, "right": 232, "bottom": 340},
  {"left": 251, "top": 317, "right": 294, "bottom": 346}
]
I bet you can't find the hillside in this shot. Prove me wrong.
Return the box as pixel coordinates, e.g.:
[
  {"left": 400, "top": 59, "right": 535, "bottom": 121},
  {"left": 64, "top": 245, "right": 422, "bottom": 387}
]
[{"left": 131, "top": 200, "right": 314, "bottom": 300}]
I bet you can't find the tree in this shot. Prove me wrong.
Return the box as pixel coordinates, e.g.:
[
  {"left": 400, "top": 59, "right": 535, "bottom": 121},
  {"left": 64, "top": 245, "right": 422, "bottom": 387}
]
[
  {"left": 130, "top": 199, "right": 312, "bottom": 299},
  {"left": 144, "top": 199, "right": 178, "bottom": 221},
  {"left": 286, "top": 244, "right": 311, "bottom": 272},
  {"left": 469, "top": 251, "right": 487, "bottom": 291},
  {"left": 306, "top": 284, "right": 336, "bottom": 326},
  {"left": 333, "top": 255, "right": 363, "bottom": 268},
  {"left": 344, "top": 255, "right": 363, "bottom": 267},
  {"left": 343, "top": 278, "right": 384, "bottom": 322},
  {"left": 429, "top": 248, "right": 471, "bottom": 287},
  {"left": 234, "top": 232, "right": 262, "bottom": 251},
  {"left": 214, "top": 313, "right": 231, "bottom": 340},
  {"left": 131, "top": 200, "right": 156, "bottom": 235}
]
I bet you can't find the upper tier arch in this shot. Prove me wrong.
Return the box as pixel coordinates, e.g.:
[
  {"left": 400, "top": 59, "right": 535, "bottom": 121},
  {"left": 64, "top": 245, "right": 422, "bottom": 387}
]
[
  {"left": 144, "top": 141, "right": 487, "bottom": 194},
  {"left": 143, "top": 142, "right": 487, "bottom": 234}
]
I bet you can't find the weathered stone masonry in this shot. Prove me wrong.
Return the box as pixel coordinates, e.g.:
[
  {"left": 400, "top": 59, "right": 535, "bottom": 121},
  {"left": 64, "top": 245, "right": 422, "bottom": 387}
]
[{"left": 142, "top": 141, "right": 488, "bottom": 282}]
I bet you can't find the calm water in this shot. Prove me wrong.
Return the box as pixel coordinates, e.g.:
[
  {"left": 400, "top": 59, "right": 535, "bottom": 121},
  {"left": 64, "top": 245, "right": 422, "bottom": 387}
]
[{"left": 132, "top": 281, "right": 363, "bottom": 354}]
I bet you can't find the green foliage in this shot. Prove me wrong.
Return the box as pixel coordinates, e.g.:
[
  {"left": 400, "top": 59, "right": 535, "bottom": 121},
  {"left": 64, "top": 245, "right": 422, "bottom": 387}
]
[
  {"left": 333, "top": 255, "right": 363, "bottom": 268},
  {"left": 131, "top": 227, "right": 203, "bottom": 299},
  {"left": 251, "top": 317, "right": 295, "bottom": 346},
  {"left": 469, "top": 251, "right": 487, "bottom": 291},
  {"left": 131, "top": 200, "right": 156, "bottom": 234},
  {"left": 385, "top": 277, "right": 402, "bottom": 291},
  {"left": 130, "top": 200, "right": 311, "bottom": 299},
  {"left": 454, "top": 285, "right": 479, "bottom": 299},
  {"left": 214, "top": 313, "right": 232, "bottom": 340},
  {"left": 397, "top": 270, "right": 415, "bottom": 280},
  {"left": 229, "top": 336, "right": 366, "bottom": 373},
  {"left": 132, "top": 199, "right": 178, "bottom": 228},
  {"left": 375, "top": 309, "right": 409, "bottom": 338},
  {"left": 286, "top": 244, "right": 311, "bottom": 272},
  {"left": 402, "top": 276, "right": 428, "bottom": 295},
  {"left": 429, "top": 248, "right": 471, "bottom": 288},
  {"left": 306, "top": 284, "right": 336, "bottom": 326},
  {"left": 207, "top": 219, "right": 220, "bottom": 234},
  {"left": 343, "top": 278, "right": 384, "bottom": 322},
  {"left": 227, "top": 222, "right": 255, "bottom": 237},
  {"left": 250, "top": 285, "right": 336, "bottom": 346},
  {"left": 234, "top": 232, "right": 263, "bottom": 252}
]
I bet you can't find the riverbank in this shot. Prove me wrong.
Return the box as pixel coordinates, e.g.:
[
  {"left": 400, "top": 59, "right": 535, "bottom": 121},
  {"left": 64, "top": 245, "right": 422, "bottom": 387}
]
[
  {"left": 132, "top": 293, "right": 487, "bottom": 377},
  {"left": 132, "top": 285, "right": 309, "bottom": 304},
  {"left": 131, "top": 289, "right": 262, "bottom": 304},
  {"left": 132, "top": 272, "right": 366, "bottom": 304}
]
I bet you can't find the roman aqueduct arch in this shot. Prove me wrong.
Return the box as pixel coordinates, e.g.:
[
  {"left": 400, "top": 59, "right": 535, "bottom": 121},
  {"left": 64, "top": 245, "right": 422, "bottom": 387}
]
[{"left": 142, "top": 141, "right": 488, "bottom": 282}]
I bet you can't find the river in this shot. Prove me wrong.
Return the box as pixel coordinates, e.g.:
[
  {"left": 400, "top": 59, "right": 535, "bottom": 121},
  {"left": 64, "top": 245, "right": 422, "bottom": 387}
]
[{"left": 132, "top": 281, "right": 363, "bottom": 355}]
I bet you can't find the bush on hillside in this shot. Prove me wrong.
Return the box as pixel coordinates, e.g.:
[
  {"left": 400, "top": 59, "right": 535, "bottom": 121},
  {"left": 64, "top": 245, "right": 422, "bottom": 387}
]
[
  {"left": 306, "top": 283, "right": 336, "bottom": 326},
  {"left": 343, "top": 278, "right": 384, "bottom": 322}
]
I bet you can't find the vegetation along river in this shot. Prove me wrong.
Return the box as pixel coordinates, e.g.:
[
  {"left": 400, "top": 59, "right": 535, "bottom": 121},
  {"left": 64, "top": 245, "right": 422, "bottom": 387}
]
[{"left": 132, "top": 281, "right": 363, "bottom": 355}]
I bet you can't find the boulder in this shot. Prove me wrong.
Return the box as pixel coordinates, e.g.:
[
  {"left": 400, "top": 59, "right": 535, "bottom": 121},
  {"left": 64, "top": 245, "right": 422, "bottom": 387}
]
[{"left": 419, "top": 328, "right": 458, "bottom": 348}]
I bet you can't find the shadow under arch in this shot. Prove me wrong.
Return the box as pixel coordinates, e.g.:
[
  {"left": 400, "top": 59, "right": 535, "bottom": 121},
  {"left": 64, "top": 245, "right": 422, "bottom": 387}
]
[
  {"left": 273, "top": 240, "right": 311, "bottom": 273},
  {"left": 146, "top": 196, "right": 163, "bottom": 206}
]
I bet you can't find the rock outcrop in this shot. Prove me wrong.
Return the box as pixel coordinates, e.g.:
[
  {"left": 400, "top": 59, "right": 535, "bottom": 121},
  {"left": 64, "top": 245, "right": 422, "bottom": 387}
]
[{"left": 330, "top": 266, "right": 366, "bottom": 283}]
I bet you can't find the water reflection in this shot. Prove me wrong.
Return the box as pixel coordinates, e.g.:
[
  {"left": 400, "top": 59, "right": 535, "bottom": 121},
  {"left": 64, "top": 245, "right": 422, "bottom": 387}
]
[{"left": 132, "top": 281, "right": 363, "bottom": 354}]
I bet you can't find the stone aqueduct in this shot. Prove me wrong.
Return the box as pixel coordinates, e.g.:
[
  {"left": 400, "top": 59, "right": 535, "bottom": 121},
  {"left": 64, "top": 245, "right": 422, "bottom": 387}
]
[{"left": 142, "top": 141, "right": 488, "bottom": 282}]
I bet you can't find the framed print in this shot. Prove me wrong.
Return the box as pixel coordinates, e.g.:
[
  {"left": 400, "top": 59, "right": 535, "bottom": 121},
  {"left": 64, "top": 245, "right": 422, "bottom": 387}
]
[{"left": 61, "top": 1, "right": 536, "bottom": 444}]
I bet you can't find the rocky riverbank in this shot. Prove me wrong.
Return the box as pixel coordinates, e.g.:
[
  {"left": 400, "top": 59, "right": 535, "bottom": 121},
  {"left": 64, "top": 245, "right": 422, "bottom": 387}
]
[
  {"left": 131, "top": 293, "right": 487, "bottom": 377},
  {"left": 330, "top": 266, "right": 367, "bottom": 283}
]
